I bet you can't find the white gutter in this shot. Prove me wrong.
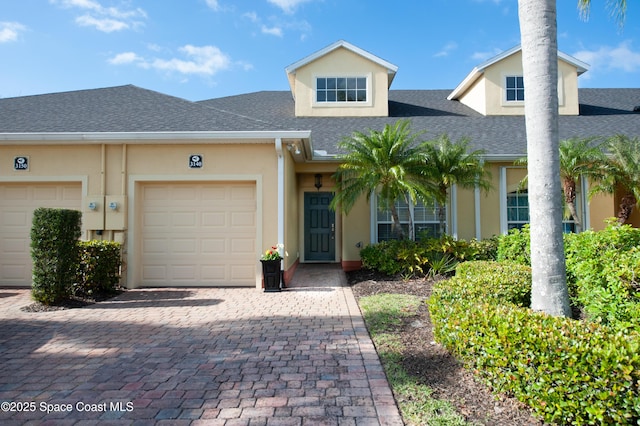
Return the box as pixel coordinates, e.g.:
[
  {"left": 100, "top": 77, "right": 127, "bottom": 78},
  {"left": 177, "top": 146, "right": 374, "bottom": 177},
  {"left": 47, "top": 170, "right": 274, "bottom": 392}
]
[
  {"left": 0, "top": 130, "right": 311, "bottom": 144},
  {"left": 275, "top": 138, "right": 285, "bottom": 264}
]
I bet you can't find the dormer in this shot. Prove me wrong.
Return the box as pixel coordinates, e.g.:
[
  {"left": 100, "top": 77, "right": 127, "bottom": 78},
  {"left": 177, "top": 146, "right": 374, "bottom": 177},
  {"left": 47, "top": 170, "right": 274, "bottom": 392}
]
[
  {"left": 448, "top": 46, "right": 589, "bottom": 116},
  {"left": 285, "top": 40, "right": 398, "bottom": 117}
]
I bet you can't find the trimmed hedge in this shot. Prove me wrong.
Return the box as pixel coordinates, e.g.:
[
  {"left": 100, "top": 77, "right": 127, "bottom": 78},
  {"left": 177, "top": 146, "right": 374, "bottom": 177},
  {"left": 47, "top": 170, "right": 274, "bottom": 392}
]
[
  {"left": 30, "top": 208, "right": 82, "bottom": 304},
  {"left": 75, "top": 240, "right": 122, "bottom": 297},
  {"left": 429, "top": 261, "right": 640, "bottom": 425}
]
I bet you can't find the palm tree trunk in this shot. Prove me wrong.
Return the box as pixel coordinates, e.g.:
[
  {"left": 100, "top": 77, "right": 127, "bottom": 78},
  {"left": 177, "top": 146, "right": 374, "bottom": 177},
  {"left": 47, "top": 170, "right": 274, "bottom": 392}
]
[
  {"left": 617, "top": 192, "right": 637, "bottom": 223},
  {"left": 389, "top": 203, "right": 405, "bottom": 239},
  {"left": 518, "top": 0, "right": 571, "bottom": 317},
  {"left": 563, "top": 178, "right": 582, "bottom": 232}
]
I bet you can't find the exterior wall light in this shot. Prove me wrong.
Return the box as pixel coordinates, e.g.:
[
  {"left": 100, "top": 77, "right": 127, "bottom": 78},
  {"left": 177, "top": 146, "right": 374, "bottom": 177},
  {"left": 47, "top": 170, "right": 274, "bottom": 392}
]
[
  {"left": 88, "top": 202, "right": 98, "bottom": 210},
  {"left": 314, "top": 174, "right": 323, "bottom": 190},
  {"left": 109, "top": 201, "right": 118, "bottom": 211}
]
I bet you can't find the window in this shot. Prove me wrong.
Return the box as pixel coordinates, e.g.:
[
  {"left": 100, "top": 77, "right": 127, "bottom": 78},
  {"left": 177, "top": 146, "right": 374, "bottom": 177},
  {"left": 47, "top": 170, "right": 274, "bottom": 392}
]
[
  {"left": 505, "top": 76, "right": 525, "bottom": 102},
  {"left": 316, "top": 77, "right": 367, "bottom": 103},
  {"left": 376, "top": 197, "right": 443, "bottom": 241},
  {"left": 506, "top": 190, "right": 576, "bottom": 233}
]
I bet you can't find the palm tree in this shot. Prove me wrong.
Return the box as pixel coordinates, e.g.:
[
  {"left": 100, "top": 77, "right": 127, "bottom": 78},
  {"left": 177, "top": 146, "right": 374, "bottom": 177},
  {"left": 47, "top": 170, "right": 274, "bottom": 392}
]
[
  {"left": 516, "top": 137, "right": 607, "bottom": 232},
  {"left": 518, "top": 0, "right": 627, "bottom": 317},
  {"left": 591, "top": 135, "right": 640, "bottom": 223},
  {"left": 330, "top": 119, "right": 437, "bottom": 240},
  {"left": 420, "top": 134, "right": 492, "bottom": 235},
  {"left": 558, "top": 138, "right": 607, "bottom": 231}
]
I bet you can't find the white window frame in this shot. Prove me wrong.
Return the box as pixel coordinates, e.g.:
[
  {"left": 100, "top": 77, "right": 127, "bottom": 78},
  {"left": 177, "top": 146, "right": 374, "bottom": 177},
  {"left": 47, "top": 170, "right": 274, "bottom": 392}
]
[
  {"left": 313, "top": 74, "right": 372, "bottom": 108},
  {"left": 504, "top": 75, "right": 525, "bottom": 104},
  {"left": 500, "top": 167, "right": 581, "bottom": 234},
  {"left": 371, "top": 193, "right": 446, "bottom": 242}
]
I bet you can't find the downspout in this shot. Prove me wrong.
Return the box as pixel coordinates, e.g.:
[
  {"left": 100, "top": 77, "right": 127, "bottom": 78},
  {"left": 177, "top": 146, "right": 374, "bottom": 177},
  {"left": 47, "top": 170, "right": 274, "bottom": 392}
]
[
  {"left": 100, "top": 144, "right": 106, "bottom": 240},
  {"left": 274, "top": 138, "right": 285, "bottom": 260}
]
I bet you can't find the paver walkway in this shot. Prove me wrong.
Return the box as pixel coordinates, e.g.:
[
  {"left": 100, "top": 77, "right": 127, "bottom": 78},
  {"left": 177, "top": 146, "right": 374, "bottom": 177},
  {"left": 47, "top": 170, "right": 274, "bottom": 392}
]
[{"left": 0, "top": 264, "right": 403, "bottom": 425}]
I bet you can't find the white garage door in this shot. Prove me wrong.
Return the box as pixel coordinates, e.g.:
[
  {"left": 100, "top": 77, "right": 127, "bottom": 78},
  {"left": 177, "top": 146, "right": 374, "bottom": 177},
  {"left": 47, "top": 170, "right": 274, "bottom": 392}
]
[
  {"left": 140, "top": 182, "right": 257, "bottom": 287},
  {"left": 0, "top": 183, "right": 82, "bottom": 286}
]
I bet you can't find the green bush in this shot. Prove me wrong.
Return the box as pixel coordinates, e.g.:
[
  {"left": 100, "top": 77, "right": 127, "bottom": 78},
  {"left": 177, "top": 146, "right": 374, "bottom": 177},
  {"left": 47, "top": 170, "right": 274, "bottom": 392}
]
[
  {"left": 496, "top": 225, "right": 531, "bottom": 265},
  {"left": 564, "top": 224, "right": 640, "bottom": 330},
  {"left": 75, "top": 240, "right": 122, "bottom": 297},
  {"left": 30, "top": 208, "right": 82, "bottom": 304},
  {"left": 429, "top": 261, "right": 640, "bottom": 425},
  {"left": 359, "top": 236, "right": 498, "bottom": 278}
]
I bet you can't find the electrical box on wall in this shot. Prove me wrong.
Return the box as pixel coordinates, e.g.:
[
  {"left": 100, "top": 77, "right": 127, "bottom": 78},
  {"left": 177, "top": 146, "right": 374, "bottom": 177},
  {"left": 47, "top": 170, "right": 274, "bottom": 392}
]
[
  {"left": 105, "top": 195, "right": 126, "bottom": 230},
  {"left": 83, "top": 196, "right": 105, "bottom": 230}
]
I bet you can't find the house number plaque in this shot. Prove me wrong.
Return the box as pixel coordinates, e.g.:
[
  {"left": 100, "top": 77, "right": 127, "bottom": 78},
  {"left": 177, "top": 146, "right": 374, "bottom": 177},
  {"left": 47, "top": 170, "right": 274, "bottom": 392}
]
[
  {"left": 189, "top": 154, "right": 203, "bottom": 169},
  {"left": 14, "top": 156, "right": 29, "bottom": 171}
]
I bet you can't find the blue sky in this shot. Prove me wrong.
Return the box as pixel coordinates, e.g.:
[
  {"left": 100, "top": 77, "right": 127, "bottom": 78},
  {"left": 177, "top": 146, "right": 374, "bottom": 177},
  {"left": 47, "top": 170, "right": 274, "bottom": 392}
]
[{"left": 1, "top": 0, "right": 639, "bottom": 101}]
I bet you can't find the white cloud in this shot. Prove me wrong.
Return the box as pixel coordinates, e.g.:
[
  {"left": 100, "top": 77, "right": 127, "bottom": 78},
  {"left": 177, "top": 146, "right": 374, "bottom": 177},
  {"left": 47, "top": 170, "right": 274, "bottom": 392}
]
[
  {"left": 471, "top": 48, "right": 502, "bottom": 62},
  {"left": 205, "top": 0, "right": 219, "bottom": 11},
  {"left": 0, "top": 22, "right": 26, "bottom": 43},
  {"left": 50, "top": 0, "right": 146, "bottom": 32},
  {"left": 110, "top": 45, "right": 233, "bottom": 77},
  {"left": 434, "top": 41, "right": 458, "bottom": 58},
  {"left": 108, "top": 51, "right": 143, "bottom": 65},
  {"left": 573, "top": 41, "right": 640, "bottom": 74},
  {"left": 261, "top": 25, "right": 283, "bottom": 37},
  {"left": 267, "top": 0, "right": 313, "bottom": 14},
  {"left": 243, "top": 11, "right": 259, "bottom": 23},
  {"left": 76, "top": 14, "right": 128, "bottom": 32}
]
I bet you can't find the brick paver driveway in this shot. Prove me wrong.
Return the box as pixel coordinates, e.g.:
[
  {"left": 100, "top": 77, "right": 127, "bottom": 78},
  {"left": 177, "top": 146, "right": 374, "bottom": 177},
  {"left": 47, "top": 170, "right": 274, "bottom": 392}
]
[{"left": 0, "top": 265, "right": 402, "bottom": 425}]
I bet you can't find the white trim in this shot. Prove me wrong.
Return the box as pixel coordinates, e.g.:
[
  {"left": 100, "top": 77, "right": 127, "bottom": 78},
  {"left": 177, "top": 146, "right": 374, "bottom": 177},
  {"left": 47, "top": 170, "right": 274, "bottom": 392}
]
[
  {"left": 275, "top": 138, "right": 285, "bottom": 276},
  {"left": 499, "top": 167, "right": 508, "bottom": 234},
  {"left": 285, "top": 40, "right": 398, "bottom": 81},
  {"left": 0, "top": 131, "right": 311, "bottom": 144},
  {"left": 475, "top": 184, "right": 482, "bottom": 240},
  {"left": 582, "top": 177, "right": 591, "bottom": 230},
  {"left": 0, "top": 175, "right": 88, "bottom": 192},
  {"left": 126, "top": 174, "right": 263, "bottom": 290},
  {"left": 451, "top": 184, "right": 458, "bottom": 239},
  {"left": 370, "top": 192, "right": 377, "bottom": 244},
  {"left": 448, "top": 45, "right": 589, "bottom": 101},
  {"left": 312, "top": 73, "right": 372, "bottom": 107}
]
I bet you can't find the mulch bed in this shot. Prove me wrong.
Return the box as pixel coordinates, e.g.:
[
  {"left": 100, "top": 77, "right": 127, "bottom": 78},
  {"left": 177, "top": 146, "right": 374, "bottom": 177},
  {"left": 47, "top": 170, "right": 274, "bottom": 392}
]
[{"left": 347, "top": 269, "right": 546, "bottom": 426}]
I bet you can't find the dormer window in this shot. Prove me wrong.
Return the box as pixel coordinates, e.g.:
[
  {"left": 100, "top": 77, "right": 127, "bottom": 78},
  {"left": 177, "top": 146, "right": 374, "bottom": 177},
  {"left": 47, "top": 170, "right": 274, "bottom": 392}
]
[
  {"left": 505, "top": 76, "right": 525, "bottom": 102},
  {"left": 316, "top": 77, "right": 367, "bottom": 103}
]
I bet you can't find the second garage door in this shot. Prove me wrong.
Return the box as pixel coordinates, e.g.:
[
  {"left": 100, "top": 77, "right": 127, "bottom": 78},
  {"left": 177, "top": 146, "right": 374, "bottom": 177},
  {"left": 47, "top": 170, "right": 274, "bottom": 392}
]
[
  {"left": 140, "top": 182, "right": 257, "bottom": 287},
  {"left": 0, "top": 183, "right": 82, "bottom": 287}
]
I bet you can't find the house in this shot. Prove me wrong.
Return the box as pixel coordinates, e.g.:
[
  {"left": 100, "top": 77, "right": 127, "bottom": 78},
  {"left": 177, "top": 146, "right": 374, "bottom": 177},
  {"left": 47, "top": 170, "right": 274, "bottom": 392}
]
[{"left": 0, "top": 40, "right": 638, "bottom": 289}]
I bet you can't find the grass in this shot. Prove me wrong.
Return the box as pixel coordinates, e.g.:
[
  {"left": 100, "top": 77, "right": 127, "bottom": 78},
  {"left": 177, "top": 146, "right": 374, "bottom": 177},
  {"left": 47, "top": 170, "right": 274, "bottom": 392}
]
[{"left": 358, "top": 294, "right": 469, "bottom": 426}]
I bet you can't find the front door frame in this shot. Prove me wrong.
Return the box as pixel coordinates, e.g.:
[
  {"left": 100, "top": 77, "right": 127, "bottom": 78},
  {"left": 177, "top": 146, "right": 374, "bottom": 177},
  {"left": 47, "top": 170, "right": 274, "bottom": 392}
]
[{"left": 303, "top": 191, "right": 336, "bottom": 262}]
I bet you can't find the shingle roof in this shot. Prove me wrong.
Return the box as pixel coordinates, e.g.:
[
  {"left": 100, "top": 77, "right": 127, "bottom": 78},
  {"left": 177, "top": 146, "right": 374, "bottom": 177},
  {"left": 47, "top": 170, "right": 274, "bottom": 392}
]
[
  {"left": 199, "top": 88, "right": 640, "bottom": 158},
  {"left": 1, "top": 84, "right": 638, "bottom": 159},
  {"left": 0, "top": 85, "right": 274, "bottom": 133}
]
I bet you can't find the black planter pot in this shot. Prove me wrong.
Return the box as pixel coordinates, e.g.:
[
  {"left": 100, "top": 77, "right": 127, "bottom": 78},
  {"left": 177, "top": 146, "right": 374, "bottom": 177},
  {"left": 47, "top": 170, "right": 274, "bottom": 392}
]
[{"left": 260, "top": 259, "right": 282, "bottom": 292}]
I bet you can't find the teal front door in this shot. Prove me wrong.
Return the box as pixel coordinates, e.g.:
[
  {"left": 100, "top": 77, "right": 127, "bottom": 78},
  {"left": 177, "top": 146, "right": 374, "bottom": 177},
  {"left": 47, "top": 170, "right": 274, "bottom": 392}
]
[{"left": 304, "top": 192, "right": 335, "bottom": 261}]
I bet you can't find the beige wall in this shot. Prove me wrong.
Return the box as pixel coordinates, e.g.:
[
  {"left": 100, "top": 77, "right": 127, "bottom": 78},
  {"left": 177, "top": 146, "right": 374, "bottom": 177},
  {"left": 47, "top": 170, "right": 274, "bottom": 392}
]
[
  {"left": 459, "top": 51, "right": 580, "bottom": 116},
  {"left": 290, "top": 47, "right": 390, "bottom": 117},
  {"left": 1, "top": 140, "right": 283, "bottom": 288}
]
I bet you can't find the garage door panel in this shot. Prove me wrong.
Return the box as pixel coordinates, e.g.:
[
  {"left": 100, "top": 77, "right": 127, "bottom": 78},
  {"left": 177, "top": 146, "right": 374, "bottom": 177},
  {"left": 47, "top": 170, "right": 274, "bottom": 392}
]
[
  {"left": 142, "top": 238, "right": 168, "bottom": 253},
  {"left": 0, "top": 183, "right": 82, "bottom": 286},
  {"left": 142, "top": 264, "right": 167, "bottom": 281},
  {"left": 143, "top": 212, "right": 169, "bottom": 228},
  {"left": 140, "top": 182, "right": 256, "bottom": 287},
  {"left": 172, "top": 239, "right": 197, "bottom": 254},
  {"left": 202, "top": 212, "right": 226, "bottom": 227},
  {"left": 172, "top": 212, "right": 197, "bottom": 227}
]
